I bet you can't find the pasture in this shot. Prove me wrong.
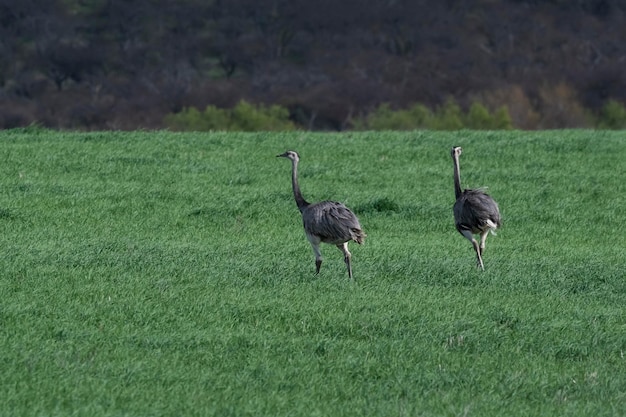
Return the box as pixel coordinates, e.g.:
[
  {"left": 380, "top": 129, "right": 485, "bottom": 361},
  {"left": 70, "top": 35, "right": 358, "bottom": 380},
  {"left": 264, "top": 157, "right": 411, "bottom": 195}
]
[{"left": 0, "top": 129, "right": 624, "bottom": 416}]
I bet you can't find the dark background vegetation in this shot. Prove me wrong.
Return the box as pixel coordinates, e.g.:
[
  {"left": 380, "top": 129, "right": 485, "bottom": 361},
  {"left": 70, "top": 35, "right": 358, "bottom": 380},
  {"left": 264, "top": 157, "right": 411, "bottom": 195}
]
[{"left": 1, "top": 0, "right": 625, "bottom": 130}]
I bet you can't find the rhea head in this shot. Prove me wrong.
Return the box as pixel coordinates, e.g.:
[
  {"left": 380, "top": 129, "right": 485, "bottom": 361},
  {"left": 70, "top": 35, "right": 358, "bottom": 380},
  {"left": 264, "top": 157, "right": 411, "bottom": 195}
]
[
  {"left": 277, "top": 150, "right": 300, "bottom": 162},
  {"left": 451, "top": 146, "right": 462, "bottom": 158}
]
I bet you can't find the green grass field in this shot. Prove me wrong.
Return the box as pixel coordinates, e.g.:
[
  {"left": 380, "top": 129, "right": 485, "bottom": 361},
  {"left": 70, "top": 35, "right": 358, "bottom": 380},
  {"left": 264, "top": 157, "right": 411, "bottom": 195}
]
[{"left": 0, "top": 129, "right": 624, "bottom": 416}]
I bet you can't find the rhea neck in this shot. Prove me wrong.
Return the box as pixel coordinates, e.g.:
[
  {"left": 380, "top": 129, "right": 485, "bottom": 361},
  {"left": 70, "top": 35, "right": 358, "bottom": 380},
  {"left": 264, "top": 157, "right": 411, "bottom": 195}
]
[
  {"left": 289, "top": 158, "right": 310, "bottom": 211},
  {"left": 452, "top": 152, "right": 463, "bottom": 199}
]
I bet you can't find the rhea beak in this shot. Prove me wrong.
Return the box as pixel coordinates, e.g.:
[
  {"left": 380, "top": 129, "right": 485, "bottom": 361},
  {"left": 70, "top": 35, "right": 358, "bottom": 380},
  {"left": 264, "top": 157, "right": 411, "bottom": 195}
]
[{"left": 276, "top": 152, "right": 288, "bottom": 158}]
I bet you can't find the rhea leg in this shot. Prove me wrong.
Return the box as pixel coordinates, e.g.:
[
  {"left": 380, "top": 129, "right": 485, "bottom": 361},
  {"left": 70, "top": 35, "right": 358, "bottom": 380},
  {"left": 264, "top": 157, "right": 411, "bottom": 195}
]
[
  {"left": 337, "top": 242, "right": 353, "bottom": 280},
  {"left": 307, "top": 234, "right": 323, "bottom": 275},
  {"left": 311, "top": 243, "right": 322, "bottom": 274},
  {"left": 473, "top": 240, "right": 485, "bottom": 270},
  {"left": 479, "top": 231, "right": 489, "bottom": 256},
  {"left": 460, "top": 230, "right": 484, "bottom": 270}
]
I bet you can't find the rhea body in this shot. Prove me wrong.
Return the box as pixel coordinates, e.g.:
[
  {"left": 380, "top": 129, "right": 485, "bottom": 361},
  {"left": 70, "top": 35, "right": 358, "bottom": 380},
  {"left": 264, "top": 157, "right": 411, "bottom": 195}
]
[
  {"left": 451, "top": 146, "right": 501, "bottom": 270},
  {"left": 277, "top": 150, "right": 365, "bottom": 280}
]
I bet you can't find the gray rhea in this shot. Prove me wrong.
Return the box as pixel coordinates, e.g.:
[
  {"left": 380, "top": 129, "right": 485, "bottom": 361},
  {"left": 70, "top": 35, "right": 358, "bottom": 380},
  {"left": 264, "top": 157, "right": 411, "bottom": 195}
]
[
  {"left": 277, "top": 150, "right": 365, "bottom": 280},
  {"left": 451, "top": 146, "right": 501, "bottom": 270}
]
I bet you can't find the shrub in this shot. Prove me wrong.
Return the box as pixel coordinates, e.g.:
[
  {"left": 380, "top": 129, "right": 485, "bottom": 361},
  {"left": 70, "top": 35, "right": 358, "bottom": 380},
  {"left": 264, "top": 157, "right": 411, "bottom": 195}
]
[
  {"left": 492, "top": 106, "right": 514, "bottom": 130},
  {"left": 352, "top": 103, "right": 433, "bottom": 130},
  {"left": 476, "top": 85, "right": 540, "bottom": 130},
  {"left": 353, "top": 99, "right": 512, "bottom": 130},
  {"left": 537, "top": 83, "right": 593, "bottom": 128},
  {"left": 230, "top": 100, "right": 296, "bottom": 131},
  {"left": 464, "top": 102, "right": 492, "bottom": 129},
  {"left": 465, "top": 103, "right": 513, "bottom": 130},
  {"left": 431, "top": 98, "right": 464, "bottom": 130},
  {"left": 595, "top": 99, "right": 626, "bottom": 129},
  {"left": 164, "top": 100, "right": 296, "bottom": 131}
]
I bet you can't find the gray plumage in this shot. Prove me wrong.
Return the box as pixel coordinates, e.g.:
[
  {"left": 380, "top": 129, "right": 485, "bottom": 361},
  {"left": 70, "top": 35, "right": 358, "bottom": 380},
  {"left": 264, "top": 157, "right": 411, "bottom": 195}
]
[
  {"left": 277, "top": 150, "right": 365, "bottom": 280},
  {"left": 451, "top": 146, "right": 501, "bottom": 270}
]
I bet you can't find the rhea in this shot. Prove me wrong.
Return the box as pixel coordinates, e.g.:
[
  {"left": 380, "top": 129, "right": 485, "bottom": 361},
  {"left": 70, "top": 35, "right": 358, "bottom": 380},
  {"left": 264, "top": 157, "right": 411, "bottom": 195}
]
[
  {"left": 451, "top": 146, "right": 501, "bottom": 270},
  {"left": 277, "top": 150, "right": 365, "bottom": 280}
]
